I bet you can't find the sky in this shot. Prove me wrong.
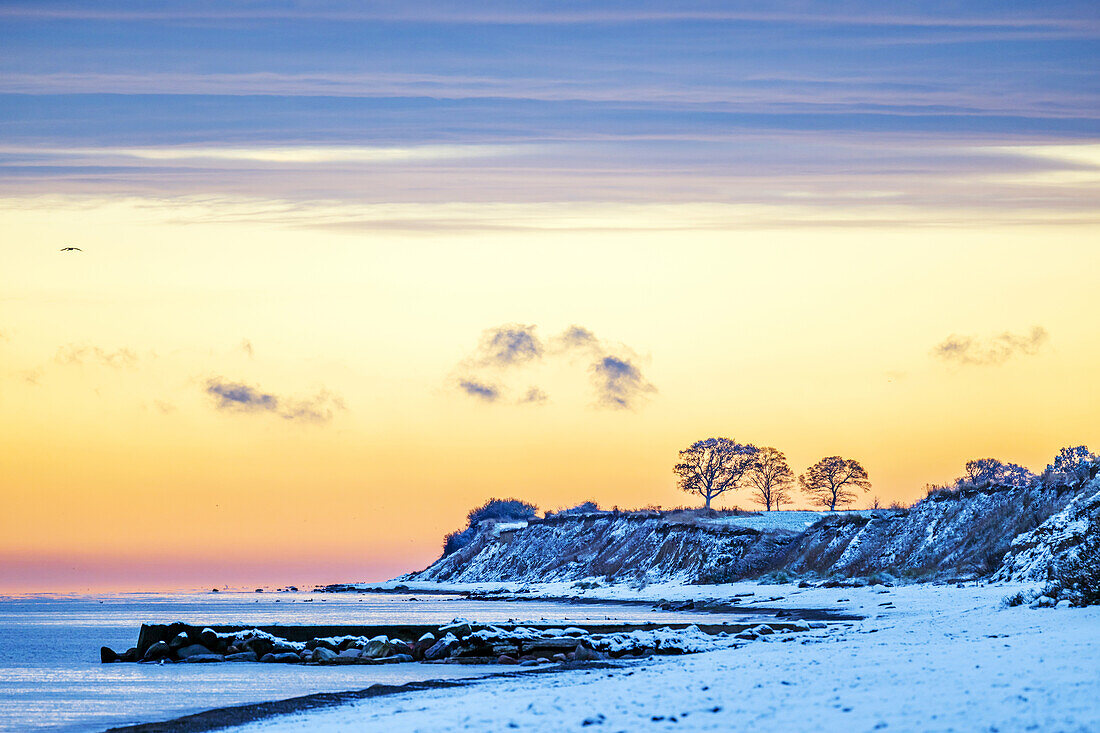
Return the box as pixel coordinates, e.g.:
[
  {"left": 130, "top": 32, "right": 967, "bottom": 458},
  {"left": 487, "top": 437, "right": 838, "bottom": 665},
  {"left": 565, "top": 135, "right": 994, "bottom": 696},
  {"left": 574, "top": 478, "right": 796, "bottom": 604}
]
[{"left": 1, "top": 1, "right": 1098, "bottom": 592}]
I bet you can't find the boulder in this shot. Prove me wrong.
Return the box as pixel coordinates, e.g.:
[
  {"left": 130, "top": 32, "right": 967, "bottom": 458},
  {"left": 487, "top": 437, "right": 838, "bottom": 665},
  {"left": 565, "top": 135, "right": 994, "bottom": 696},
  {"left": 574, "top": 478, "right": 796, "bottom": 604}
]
[
  {"left": 313, "top": 647, "right": 338, "bottom": 663},
  {"left": 100, "top": 646, "right": 118, "bottom": 664},
  {"left": 440, "top": 621, "right": 473, "bottom": 639},
  {"left": 176, "top": 644, "right": 215, "bottom": 659},
  {"left": 390, "top": 640, "right": 414, "bottom": 656},
  {"left": 200, "top": 628, "right": 220, "bottom": 650},
  {"left": 168, "top": 632, "right": 191, "bottom": 650},
  {"left": 182, "top": 654, "right": 224, "bottom": 663},
  {"left": 261, "top": 652, "right": 301, "bottom": 663},
  {"left": 574, "top": 645, "right": 603, "bottom": 662},
  {"left": 142, "top": 641, "right": 170, "bottom": 662},
  {"left": 120, "top": 647, "right": 139, "bottom": 663},
  {"left": 752, "top": 625, "right": 775, "bottom": 636},
  {"left": 423, "top": 634, "right": 458, "bottom": 661},
  {"left": 519, "top": 659, "right": 540, "bottom": 666},
  {"left": 363, "top": 636, "right": 392, "bottom": 659},
  {"left": 386, "top": 653, "right": 414, "bottom": 663},
  {"left": 336, "top": 649, "right": 363, "bottom": 663},
  {"left": 225, "top": 652, "right": 259, "bottom": 662},
  {"left": 497, "top": 655, "right": 518, "bottom": 664}
]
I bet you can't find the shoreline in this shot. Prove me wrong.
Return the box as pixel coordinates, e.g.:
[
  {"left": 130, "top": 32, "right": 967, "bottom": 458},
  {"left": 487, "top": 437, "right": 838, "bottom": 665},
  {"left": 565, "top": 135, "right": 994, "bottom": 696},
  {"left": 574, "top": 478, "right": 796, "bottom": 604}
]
[{"left": 103, "top": 661, "right": 619, "bottom": 733}]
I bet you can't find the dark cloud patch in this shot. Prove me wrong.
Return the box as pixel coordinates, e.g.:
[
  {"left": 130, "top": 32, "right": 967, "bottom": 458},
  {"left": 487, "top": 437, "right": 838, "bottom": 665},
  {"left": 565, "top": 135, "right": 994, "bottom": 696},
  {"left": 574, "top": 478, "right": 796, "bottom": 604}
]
[
  {"left": 518, "top": 387, "right": 549, "bottom": 405},
  {"left": 204, "top": 378, "right": 344, "bottom": 423},
  {"left": 458, "top": 378, "right": 501, "bottom": 402},
  {"left": 933, "top": 326, "right": 1049, "bottom": 366},
  {"left": 554, "top": 325, "right": 601, "bottom": 353},
  {"left": 56, "top": 344, "right": 139, "bottom": 368},
  {"left": 474, "top": 324, "right": 543, "bottom": 367},
  {"left": 590, "top": 355, "right": 656, "bottom": 410}
]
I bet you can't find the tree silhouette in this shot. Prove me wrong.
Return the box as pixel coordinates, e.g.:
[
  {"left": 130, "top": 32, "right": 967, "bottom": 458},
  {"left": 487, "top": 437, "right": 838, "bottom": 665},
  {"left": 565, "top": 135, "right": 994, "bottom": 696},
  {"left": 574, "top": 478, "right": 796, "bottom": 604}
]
[
  {"left": 674, "top": 437, "right": 758, "bottom": 509},
  {"left": 746, "top": 447, "right": 794, "bottom": 511},
  {"left": 799, "top": 456, "right": 871, "bottom": 511}
]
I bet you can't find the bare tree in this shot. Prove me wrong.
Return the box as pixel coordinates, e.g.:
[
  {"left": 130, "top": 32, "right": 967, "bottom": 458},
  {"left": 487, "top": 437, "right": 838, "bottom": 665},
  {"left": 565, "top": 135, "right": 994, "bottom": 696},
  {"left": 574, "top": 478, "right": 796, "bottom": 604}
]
[
  {"left": 674, "top": 437, "right": 758, "bottom": 509},
  {"left": 745, "top": 446, "right": 794, "bottom": 511},
  {"left": 799, "top": 456, "right": 871, "bottom": 511}
]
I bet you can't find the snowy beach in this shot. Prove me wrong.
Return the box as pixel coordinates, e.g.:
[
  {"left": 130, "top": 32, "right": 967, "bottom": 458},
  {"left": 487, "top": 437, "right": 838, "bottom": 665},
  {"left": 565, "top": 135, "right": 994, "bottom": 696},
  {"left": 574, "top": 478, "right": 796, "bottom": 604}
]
[{"left": 214, "top": 581, "right": 1100, "bottom": 733}]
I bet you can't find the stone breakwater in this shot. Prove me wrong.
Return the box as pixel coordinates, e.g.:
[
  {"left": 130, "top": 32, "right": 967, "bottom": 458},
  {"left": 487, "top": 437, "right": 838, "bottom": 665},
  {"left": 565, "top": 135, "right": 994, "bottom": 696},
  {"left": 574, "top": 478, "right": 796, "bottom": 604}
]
[{"left": 101, "top": 619, "right": 822, "bottom": 667}]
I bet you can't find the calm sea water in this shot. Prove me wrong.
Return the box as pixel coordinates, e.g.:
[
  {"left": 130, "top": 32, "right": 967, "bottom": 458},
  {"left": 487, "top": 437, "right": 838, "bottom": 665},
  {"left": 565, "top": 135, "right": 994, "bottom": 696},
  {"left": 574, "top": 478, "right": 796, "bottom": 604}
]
[{"left": 0, "top": 592, "right": 728, "bottom": 732}]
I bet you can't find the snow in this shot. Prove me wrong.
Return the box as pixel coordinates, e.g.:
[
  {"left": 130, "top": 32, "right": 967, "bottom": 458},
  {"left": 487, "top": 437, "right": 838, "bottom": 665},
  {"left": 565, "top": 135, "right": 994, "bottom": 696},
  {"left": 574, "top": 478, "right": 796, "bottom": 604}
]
[
  {"left": 219, "top": 582, "right": 1100, "bottom": 732},
  {"left": 703, "top": 510, "right": 832, "bottom": 532}
]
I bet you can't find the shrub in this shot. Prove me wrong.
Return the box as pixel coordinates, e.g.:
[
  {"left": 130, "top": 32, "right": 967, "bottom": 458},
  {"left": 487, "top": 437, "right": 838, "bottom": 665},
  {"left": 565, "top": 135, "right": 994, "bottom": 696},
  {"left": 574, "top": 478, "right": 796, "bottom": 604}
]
[
  {"left": 440, "top": 497, "right": 539, "bottom": 557},
  {"left": 758, "top": 570, "right": 795, "bottom": 585},
  {"left": 1001, "top": 588, "right": 1040, "bottom": 608},
  {"left": 1052, "top": 527, "right": 1100, "bottom": 606}
]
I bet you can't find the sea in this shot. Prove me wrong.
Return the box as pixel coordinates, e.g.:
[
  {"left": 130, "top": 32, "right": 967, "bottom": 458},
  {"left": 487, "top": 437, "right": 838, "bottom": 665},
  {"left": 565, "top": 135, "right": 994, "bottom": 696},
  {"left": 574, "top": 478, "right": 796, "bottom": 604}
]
[{"left": 0, "top": 591, "right": 729, "bottom": 732}]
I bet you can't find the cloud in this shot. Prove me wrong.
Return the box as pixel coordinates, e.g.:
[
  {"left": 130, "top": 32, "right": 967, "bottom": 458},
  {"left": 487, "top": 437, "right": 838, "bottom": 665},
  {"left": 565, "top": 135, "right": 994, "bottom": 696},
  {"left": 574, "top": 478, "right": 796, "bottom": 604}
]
[
  {"left": 518, "top": 387, "right": 549, "bottom": 405},
  {"left": 473, "top": 324, "right": 543, "bottom": 367},
  {"left": 590, "top": 355, "right": 657, "bottom": 409},
  {"left": 204, "top": 378, "right": 345, "bottom": 423},
  {"left": 153, "top": 400, "right": 176, "bottom": 414},
  {"left": 933, "top": 326, "right": 1049, "bottom": 365},
  {"left": 55, "top": 344, "right": 139, "bottom": 368},
  {"left": 240, "top": 339, "right": 254, "bottom": 358},
  {"left": 553, "top": 325, "right": 602, "bottom": 353},
  {"left": 458, "top": 379, "right": 501, "bottom": 403},
  {"left": 455, "top": 323, "right": 656, "bottom": 409}
]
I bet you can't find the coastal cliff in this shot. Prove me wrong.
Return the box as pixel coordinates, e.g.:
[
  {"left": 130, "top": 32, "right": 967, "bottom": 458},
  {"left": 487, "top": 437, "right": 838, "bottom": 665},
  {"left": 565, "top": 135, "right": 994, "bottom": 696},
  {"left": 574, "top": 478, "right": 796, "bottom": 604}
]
[{"left": 407, "top": 468, "right": 1098, "bottom": 585}]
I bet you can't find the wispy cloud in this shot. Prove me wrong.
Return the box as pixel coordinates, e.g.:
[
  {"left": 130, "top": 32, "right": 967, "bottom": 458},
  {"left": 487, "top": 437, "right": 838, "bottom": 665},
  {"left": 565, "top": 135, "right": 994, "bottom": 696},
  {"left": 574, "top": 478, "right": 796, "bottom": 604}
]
[
  {"left": 518, "top": 387, "right": 549, "bottom": 405},
  {"left": 933, "top": 326, "right": 1050, "bottom": 366},
  {"left": 55, "top": 344, "right": 139, "bottom": 369},
  {"left": 471, "top": 324, "right": 544, "bottom": 368},
  {"left": 240, "top": 339, "right": 254, "bottom": 358},
  {"left": 204, "top": 378, "right": 345, "bottom": 423},
  {"left": 590, "top": 355, "right": 656, "bottom": 409},
  {"left": 454, "top": 323, "right": 656, "bottom": 409},
  {"left": 457, "top": 379, "right": 501, "bottom": 403}
]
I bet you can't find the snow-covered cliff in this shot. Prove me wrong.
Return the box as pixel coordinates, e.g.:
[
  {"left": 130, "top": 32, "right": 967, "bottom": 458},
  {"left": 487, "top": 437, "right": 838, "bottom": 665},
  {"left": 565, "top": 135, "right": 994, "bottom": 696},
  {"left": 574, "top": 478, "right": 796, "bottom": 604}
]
[{"left": 408, "top": 464, "right": 1098, "bottom": 584}]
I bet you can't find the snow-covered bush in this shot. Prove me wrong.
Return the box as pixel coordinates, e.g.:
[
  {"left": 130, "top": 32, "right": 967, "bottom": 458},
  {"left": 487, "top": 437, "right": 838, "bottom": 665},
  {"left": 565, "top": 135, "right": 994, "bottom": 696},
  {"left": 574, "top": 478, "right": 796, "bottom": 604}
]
[
  {"left": 442, "top": 497, "right": 539, "bottom": 556},
  {"left": 1052, "top": 526, "right": 1100, "bottom": 606},
  {"left": 1041, "top": 445, "right": 1098, "bottom": 488}
]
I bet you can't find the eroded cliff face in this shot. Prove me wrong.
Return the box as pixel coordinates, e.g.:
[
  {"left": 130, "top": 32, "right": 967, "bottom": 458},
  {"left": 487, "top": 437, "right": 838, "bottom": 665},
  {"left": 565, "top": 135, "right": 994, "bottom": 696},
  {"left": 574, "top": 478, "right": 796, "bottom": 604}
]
[
  {"left": 994, "top": 478, "right": 1100, "bottom": 582},
  {"left": 407, "top": 512, "right": 793, "bottom": 584},
  {"left": 408, "top": 469, "right": 1097, "bottom": 584}
]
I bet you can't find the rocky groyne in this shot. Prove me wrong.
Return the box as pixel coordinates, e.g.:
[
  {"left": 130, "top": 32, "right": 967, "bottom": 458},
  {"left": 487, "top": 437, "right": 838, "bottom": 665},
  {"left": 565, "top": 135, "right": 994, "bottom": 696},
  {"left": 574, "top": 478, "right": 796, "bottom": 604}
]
[{"left": 101, "top": 619, "right": 814, "bottom": 667}]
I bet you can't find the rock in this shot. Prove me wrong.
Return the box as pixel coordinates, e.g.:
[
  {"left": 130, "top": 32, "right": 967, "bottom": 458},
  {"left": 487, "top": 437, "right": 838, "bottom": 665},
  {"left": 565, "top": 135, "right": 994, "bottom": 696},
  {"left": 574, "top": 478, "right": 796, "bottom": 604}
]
[
  {"left": 176, "top": 644, "right": 215, "bottom": 659},
  {"left": 1030, "top": 596, "right": 1056, "bottom": 608},
  {"left": 424, "top": 634, "right": 457, "bottom": 661},
  {"left": 182, "top": 654, "right": 224, "bottom": 663},
  {"left": 418, "top": 632, "right": 436, "bottom": 643},
  {"left": 574, "top": 645, "right": 603, "bottom": 662},
  {"left": 808, "top": 622, "right": 827, "bottom": 629},
  {"left": 120, "top": 647, "right": 139, "bottom": 663},
  {"left": 798, "top": 580, "right": 813, "bottom": 588},
  {"left": 245, "top": 638, "right": 274, "bottom": 657},
  {"left": 735, "top": 632, "right": 757, "bottom": 640},
  {"left": 168, "top": 632, "right": 191, "bottom": 649},
  {"left": 200, "top": 628, "right": 220, "bottom": 649},
  {"left": 497, "top": 655, "right": 518, "bottom": 664},
  {"left": 379, "top": 654, "right": 414, "bottom": 663},
  {"left": 519, "top": 659, "right": 540, "bottom": 666},
  {"left": 100, "top": 646, "right": 118, "bottom": 663},
  {"left": 553, "top": 653, "right": 568, "bottom": 663},
  {"left": 440, "top": 621, "right": 473, "bottom": 639},
  {"left": 390, "top": 640, "right": 414, "bottom": 656},
  {"left": 142, "top": 641, "right": 171, "bottom": 662},
  {"left": 363, "top": 638, "right": 393, "bottom": 659},
  {"left": 225, "top": 652, "right": 258, "bottom": 662},
  {"left": 313, "top": 647, "right": 338, "bottom": 663},
  {"left": 337, "top": 649, "right": 363, "bottom": 661},
  {"left": 1056, "top": 599, "right": 1074, "bottom": 609},
  {"left": 562, "top": 627, "right": 587, "bottom": 637},
  {"left": 752, "top": 625, "right": 775, "bottom": 636},
  {"left": 261, "top": 652, "right": 301, "bottom": 663}
]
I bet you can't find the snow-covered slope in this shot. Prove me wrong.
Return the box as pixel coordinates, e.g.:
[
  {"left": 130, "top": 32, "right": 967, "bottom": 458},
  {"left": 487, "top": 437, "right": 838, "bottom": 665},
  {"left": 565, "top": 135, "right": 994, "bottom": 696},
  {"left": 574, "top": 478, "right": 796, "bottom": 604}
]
[
  {"left": 409, "top": 468, "right": 1098, "bottom": 584},
  {"left": 405, "top": 512, "right": 794, "bottom": 584},
  {"left": 994, "top": 477, "right": 1100, "bottom": 581}
]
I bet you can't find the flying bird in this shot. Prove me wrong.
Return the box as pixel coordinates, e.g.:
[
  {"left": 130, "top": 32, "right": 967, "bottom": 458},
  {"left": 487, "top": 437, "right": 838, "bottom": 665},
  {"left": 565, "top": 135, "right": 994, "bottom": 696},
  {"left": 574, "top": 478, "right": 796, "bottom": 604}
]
[{"left": 59, "top": 246, "right": 82, "bottom": 252}]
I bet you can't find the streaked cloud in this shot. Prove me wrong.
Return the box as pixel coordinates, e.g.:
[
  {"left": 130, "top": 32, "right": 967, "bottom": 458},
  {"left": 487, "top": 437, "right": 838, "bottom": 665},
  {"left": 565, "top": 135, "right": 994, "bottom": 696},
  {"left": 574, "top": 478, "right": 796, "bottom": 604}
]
[
  {"left": 204, "top": 378, "right": 345, "bottom": 423},
  {"left": 55, "top": 344, "right": 139, "bottom": 369},
  {"left": 933, "top": 326, "right": 1050, "bottom": 366},
  {"left": 518, "top": 387, "right": 549, "bottom": 405},
  {"left": 457, "top": 379, "right": 501, "bottom": 403},
  {"left": 590, "top": 356, "right": 657, "bottom": 410},
  {"left": 472, "top": 324, "right": 544, "bottom": 368}
]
